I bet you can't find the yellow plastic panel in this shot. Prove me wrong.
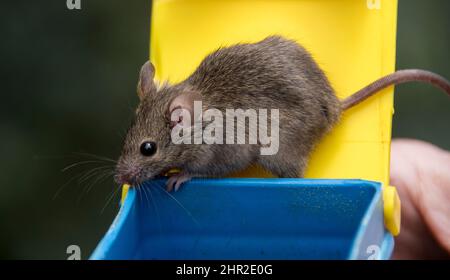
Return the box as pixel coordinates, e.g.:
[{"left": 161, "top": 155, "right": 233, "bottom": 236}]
[{"left": 150, "top": 0, "right": 397, "bottom": 186}]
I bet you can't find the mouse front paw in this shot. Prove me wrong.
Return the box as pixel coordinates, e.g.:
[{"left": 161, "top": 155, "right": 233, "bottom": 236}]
[{"left": 166, "top": 172, "right": 192, "bottom": 192}]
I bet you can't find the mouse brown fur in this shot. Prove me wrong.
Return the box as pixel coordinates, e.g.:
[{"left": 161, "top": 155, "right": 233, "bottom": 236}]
[{"left": 115, "top": 36, "right": 341, "bottom": 188}]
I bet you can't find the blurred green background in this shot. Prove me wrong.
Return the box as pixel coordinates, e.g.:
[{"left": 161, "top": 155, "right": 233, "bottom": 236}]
[{"left": 0, "top": 0, "right": 448, "bottom": 259}]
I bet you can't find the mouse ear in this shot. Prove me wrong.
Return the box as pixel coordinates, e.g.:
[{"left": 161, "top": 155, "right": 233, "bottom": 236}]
[
  {"left": 137, "top": 61, "right": 156, "bottom": 100},
  {"left": 168, "top": 91, "right": 202, "bottom": 128}
]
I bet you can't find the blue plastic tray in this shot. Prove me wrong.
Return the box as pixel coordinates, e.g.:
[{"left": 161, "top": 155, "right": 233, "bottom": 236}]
[{"left": 90, "top": 178, "right": 393, "bottom": 260}]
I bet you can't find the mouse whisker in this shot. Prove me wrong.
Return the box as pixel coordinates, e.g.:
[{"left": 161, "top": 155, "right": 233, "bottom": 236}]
[
  {"left": 55, "top": 163, "right": 114, "bottom": 201},
  {"left": 100, "top": 185, "right": 121, "bottom": 215},
  {"left": 77, "top": 170, "right": 114, "bottom": 204},
  {"left": 155, "top": 184, "right": 199, "bottom": 226},
  {"left": 136, "top": 184, "right": 144, "bottom": 209},
  {"left": 85, "top": 170, "right": 114, "bottom": 194},
  {"left": 77, "top": 166, "right": 114, "bottom": 185},
  {"left": 141, "top": 183, "right": 150, "bottom": 207},
  {"left": 72, "top": 152, "right": 117, "bottom": 163},
  {"left": 146, "top": 185, "right": 163, "bottom": 237},
  {"left": 54, "top": 155, "right": 115, "bottom": 199},
  {"left": 53, "top": 170, "right": 89, "bottom": 200},
  {"left": 61, "top": 160, "right": 113, "bottom": 172}
]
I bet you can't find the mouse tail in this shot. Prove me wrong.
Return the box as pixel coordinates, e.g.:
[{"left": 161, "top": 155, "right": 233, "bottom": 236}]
[{"left": 341, "top": 69, "right": 450, "bottom": 110}]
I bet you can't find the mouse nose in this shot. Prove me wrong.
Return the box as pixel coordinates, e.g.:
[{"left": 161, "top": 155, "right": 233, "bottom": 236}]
[{"left": 115, "top": 170, "right": 139, "bottom": 186}]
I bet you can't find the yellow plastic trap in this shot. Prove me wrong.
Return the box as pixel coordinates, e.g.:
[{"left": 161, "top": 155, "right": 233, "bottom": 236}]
[{"left": 143, "top": 0, "right": 400, "bottom": 235}]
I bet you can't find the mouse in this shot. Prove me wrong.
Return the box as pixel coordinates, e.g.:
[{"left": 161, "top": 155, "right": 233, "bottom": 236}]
[{"left": 114, "top": 35, "right": 450, "bottom": 191}]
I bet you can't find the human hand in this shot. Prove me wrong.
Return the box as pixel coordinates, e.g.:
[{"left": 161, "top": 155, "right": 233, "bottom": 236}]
[{"left": 390, "top": 139, "right": 450, "bottom": 259}]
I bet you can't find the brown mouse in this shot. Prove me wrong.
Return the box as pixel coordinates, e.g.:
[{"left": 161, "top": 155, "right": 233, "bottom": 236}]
[{"left": 114, "top": 35, "right": 450, "bottom": 191}]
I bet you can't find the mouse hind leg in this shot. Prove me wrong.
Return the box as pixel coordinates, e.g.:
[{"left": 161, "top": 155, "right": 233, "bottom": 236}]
[{"left": 256, "top": 148, "right": 308, "bottom": 178}]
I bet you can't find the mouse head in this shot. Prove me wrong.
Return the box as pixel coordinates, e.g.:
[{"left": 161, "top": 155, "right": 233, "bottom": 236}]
[{"left": 114, "top": 61, "right": 201, "bottom": 186}]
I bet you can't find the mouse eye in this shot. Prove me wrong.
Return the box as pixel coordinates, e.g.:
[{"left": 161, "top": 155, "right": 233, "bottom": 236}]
[{"left": 140, "top": 141, "right": 157, "bottom": 157}]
